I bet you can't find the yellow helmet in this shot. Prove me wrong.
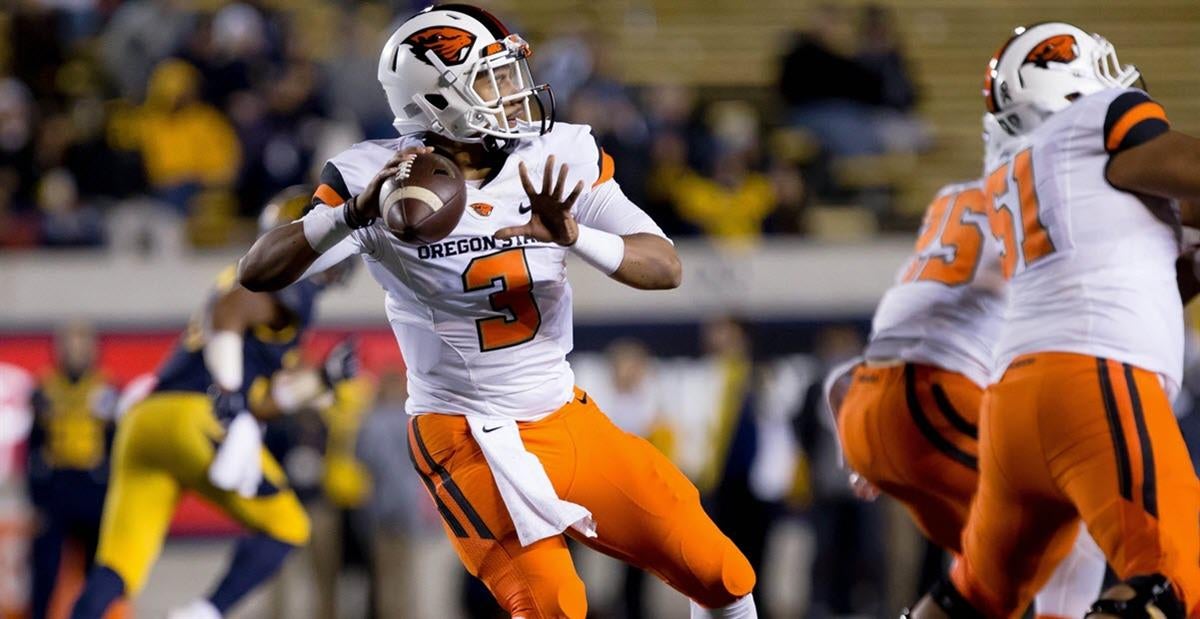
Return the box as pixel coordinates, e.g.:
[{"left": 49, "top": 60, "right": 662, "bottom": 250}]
[{"left": 257, "top": 185, "right": 312, "bottom": 235}]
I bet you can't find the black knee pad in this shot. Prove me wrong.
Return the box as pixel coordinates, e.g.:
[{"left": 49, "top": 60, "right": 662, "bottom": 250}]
[
  {"left": 1086, "top": 574, "right": 1185, "bottom": 619},
  {"left": 905, "top": 578, "right": 986, "bottom": 619}
]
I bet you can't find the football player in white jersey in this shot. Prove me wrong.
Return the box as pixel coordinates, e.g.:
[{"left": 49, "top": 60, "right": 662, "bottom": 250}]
[
  {"left": 831, "top": 113, "right": 1106, "bottom": 619},
  {"left": 238, "top": 5, "right": 757, "bottom": 618},
  {"left": 907, "top": 23, "right": 1200, "bottom": 619}
]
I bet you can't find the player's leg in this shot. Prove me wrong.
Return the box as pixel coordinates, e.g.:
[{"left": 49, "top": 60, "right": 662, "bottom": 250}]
[
  {"left": 549, "top": 393, "right": 756, "bottom": 616},
  {"left": 72, "top": 397, "right": 183, "bottom": 619},
  {"left": 408, "top": 413, "right": 587, "bottom": 618},
  {"left": 1032, "top": 525, "right": 1107, "bottom": 619},
  {"left": 1059, "top": 360, "right": 1200, "bottom": 616},
  {"left": 837, "top": 363, "right": 981, "bottom": 552},
  {"left": 943, "top": 355, "right": 1086, "bottom": 618},
  {"left": 30, "top": 506, "right": 65, "bottom": 619},
  {"left": 179, "top": 413, "right": 310, "bottom": 618},
  {"left": 944, "top": 353, "right": 1200, "bottom": 618}
]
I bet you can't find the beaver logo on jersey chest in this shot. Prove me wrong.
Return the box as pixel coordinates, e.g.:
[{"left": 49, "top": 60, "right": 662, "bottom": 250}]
[{"left": 470, "top": 202, "right": 494, "bottom": 217}]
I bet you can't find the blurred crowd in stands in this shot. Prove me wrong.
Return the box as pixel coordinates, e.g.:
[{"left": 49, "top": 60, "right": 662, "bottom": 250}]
[{"left": 0, "top": 0, "right": 925, "bottom": 251}]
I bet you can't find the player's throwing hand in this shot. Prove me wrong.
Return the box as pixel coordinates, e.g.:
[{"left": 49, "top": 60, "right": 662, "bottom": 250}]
[
  {"left": 347, "top": 146, "right": 434, "bottom": 225},
  {"left": 496, "top": 155, "right": 584, "bottom": 245}
]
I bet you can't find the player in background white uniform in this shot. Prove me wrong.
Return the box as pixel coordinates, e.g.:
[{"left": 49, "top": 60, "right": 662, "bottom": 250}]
[
  {"left": 832, "top": 113, "right": 1106, "bottom": 619},
  {"left": 909, "top": 23, "right": 1200, "bottom": 619},
  {"left": 238, "top": 5, "right": 757, "bottom": 619}
]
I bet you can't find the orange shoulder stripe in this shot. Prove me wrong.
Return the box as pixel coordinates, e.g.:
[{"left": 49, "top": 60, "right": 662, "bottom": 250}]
[
  {"left": 593, "top": 149, "right": 615, "bottom": 188},
  {"left": 1106, "top": 101, "right": 1168, "bottom": 152},
  {"left": 313, "top": 183, "right": 346, "bottom": 207}
]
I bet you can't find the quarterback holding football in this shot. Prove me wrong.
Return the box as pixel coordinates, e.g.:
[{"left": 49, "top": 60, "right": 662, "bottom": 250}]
[{"left": 240, "top": 4, "right": 757, "bottom": 618}]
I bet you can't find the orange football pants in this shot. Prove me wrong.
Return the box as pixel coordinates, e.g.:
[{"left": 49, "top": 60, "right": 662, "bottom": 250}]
[
  {"left": 951, "top": 353, "right": 1200, "bottom": 618},
  {"left": 406, "top": 388, "right": 756, "bottom": 618},
  {"left": 837, "top": 362, "right": 982, "bottom": 552}
]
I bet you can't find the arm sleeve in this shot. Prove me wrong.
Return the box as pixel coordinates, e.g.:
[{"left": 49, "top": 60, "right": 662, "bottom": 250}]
[
  {"left": 573, "top": 179, "right": 671, "bottom": 241},
  {"left": 303, "top": 159, "right": 372, "bottom": 278},
  {"left": 299, "top": 234, "right": 365, "bottom": 280},
  {"left": 1103, "top": 90, "right": 1170, "bottom": 154},
  {"left": 314, "top": 161, "right": 353, "bottom": 207}
]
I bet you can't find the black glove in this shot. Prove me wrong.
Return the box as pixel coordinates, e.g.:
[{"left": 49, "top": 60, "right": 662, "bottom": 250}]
[
  {"left": 322, "top": 337, "right": 360, "bottom": 387},
  {"left": 212, "top": 389, "right": 248, "bottom": 423}
]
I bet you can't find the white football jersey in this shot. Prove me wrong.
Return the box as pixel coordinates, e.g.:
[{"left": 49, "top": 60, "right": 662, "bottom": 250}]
[
  {"left": 988, "top": 88, "right": 1181, "bottom": 389},
  {"left": 310, "top": 123, "right": 668, "bottom": 420},
  {"left": 868, "top": 180, "right": 1008, "bottom": 387}
]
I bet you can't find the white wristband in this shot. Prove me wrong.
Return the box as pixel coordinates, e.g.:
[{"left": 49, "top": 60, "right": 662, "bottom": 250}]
[
  {"left": 570, "top": 225, "right": 625, "bottom": 275},
  {"left": 302, "top": 204, "right": 352, "bottom": 253},
  {"left": 204, "top": 330, "right": 244, "bottom": 392}
]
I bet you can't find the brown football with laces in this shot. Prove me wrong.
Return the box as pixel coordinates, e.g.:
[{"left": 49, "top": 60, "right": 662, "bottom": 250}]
[{"left": 380, "top": 152, "right": 466, "bottom": 244}]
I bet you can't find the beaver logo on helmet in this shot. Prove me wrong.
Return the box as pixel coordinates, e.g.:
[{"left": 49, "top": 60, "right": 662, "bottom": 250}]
[
  {"left": 405, "top": 26, "right": 477, "bottom": 66},
  {"left": 1024, "top": 34, "right": 1078, "bottom": 68}
]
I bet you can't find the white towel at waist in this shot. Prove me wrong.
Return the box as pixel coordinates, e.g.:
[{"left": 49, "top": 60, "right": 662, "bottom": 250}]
[{"left": 465, "top": 416, "right": 597, "bottom": 547}]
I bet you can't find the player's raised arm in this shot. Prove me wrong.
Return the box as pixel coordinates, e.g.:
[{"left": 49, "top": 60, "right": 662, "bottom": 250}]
[
  {"left": 238, "top": 148, "right": 431, "bottom": 291},
  {"left": 1108, "top": 130, "right": 1200, "bottom": 209},
  {"left": 495, "top": 157, "right": 683, "bottom": 290},
  {"left": 206, "top": 285, "right": 283, "bottom": 400},
  {"left": 1102, "top": 92, "right": 1200, "bottom": 225},
  {"left": 237, "top": 221, "right": 322, "bottom": 292}
]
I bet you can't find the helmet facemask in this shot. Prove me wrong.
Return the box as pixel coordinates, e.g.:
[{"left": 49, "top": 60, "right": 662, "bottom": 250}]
[
  {"left": 401, "top": 33, "right": 554, "bottom": 149},
  {"left": 465, "top": 35, "right": 554, "bottom": 141},
  {"left": 1091, "top": 35, "right": 1140, "bottom": 91}
]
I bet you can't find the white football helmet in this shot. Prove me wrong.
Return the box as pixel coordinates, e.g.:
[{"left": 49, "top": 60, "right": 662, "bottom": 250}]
[
  {"left": 983, "top": 22, "right": 1140, "bottom": 136},
  {"left": 377, "top": 4, "right": 554, "bottom": 148}
]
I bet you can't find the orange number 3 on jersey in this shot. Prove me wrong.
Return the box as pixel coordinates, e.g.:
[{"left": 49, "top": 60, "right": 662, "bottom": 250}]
[
  {"left": 903, "top": 187, "right": 987, "bottom": 286},
  {"left": 462, "top": 248, "right": 543, "bottom": 351},
  {"left": 986, "top": 147, "right": 1055, "bottom": 279}
]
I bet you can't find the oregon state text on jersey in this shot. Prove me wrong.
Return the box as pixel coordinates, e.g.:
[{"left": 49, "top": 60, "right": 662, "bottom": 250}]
[
  {"left": 986, "top": 87, "right": 1180, "bottom": 390},
  {"left": 868, "top": 180, "right": 1007, "bottom": 388},
  {"left": 309, "top": 123, "right": 667, "bottom": 420}
]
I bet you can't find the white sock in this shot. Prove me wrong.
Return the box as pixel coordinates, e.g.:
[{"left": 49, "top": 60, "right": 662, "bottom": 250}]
[{"left": 690, "top": 594, "right": 758, "bottom": 618}]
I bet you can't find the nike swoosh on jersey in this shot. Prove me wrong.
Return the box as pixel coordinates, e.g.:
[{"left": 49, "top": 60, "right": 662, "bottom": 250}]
[
  {"left": 482, "top": 425, "right": 502, "bottom": 433},
  {"left": 518, "top": 204, "right": 532, "bottom": 214}
]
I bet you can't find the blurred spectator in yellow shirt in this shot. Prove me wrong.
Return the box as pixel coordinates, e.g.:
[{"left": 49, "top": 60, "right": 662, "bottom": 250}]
[
  {"left": 653, "top": 100, "right": 778, "bottom": 242},
  {"left": 672, "top": 147, "right": 776, "bottom": 242},
  {"left": 133, "top": 59, "right": 240, "bottom": 211}
]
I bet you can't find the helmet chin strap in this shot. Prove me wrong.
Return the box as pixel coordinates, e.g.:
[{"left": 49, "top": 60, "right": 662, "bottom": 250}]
[
  {"left": 537, "top": 84, "right": 556, "bottom": 136},
  {"left": 482, "top": 134, "right": 511, "bottom": 153},
  {"left": 1133, "top": 71, "right": 1148, "bottom": 93}
]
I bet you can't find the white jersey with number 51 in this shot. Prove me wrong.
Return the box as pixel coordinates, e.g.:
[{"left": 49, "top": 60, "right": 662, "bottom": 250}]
[
  {"left": 308, "top": 122, "right": 668, "bottom": 420},
  {"left": 987, "top": 87, "right": 1181, "bottom": 389}
]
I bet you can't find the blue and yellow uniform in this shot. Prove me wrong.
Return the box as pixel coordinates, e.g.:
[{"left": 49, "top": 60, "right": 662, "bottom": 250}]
[
  {"left": 27, "top": 369, "right": 116, "bottom": 619},
  {"left": 92, "top": 266, "right": 319, "bottom": 597}
]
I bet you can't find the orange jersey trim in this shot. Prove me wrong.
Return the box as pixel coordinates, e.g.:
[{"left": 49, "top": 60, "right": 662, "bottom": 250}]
[
  {"left": 593, "top": 150, "right": 615, "bottom": 188},
  {"left": 313, "top": 183, "right": 345, "bottom": 207},
  {"left": 1105, "top": 101, "right": 1168, "bottom": 152}
]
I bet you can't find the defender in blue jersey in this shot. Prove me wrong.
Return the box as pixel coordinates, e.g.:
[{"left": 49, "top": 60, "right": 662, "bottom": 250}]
[{"left": 71, "top": 187, "right": 356, "bottom": 619}]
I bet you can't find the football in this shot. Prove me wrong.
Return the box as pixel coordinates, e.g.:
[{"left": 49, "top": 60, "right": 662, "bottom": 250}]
[{"left": 380, "top": 152, "right": 467, "bottom": 244}]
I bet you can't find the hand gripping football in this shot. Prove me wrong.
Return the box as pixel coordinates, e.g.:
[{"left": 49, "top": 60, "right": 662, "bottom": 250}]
[{"left": 380, "top": 152, "right": 467, "bottom": 244}]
